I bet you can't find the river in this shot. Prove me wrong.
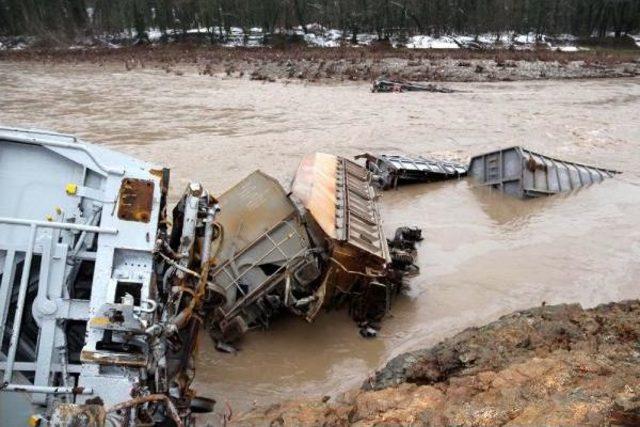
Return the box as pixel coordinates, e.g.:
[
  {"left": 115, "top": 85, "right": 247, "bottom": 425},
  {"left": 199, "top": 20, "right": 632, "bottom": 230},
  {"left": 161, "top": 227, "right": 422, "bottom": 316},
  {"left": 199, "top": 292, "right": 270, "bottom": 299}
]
[{"left": 1, "top": 62, "right": 639, "bottom": 423}]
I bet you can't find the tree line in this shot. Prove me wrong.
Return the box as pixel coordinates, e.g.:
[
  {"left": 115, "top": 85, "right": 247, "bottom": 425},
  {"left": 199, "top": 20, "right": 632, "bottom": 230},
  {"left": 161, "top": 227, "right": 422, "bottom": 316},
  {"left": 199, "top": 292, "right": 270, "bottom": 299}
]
[{"left": 1, "top": 0, "right": 639, "bottom": 43}]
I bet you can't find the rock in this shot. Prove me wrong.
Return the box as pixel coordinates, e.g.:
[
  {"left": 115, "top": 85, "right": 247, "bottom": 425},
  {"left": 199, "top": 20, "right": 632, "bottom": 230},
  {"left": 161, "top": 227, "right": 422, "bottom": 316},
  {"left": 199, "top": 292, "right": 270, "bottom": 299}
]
[{"left": 234, "top": 300, "right": 640, "bottom": 426}]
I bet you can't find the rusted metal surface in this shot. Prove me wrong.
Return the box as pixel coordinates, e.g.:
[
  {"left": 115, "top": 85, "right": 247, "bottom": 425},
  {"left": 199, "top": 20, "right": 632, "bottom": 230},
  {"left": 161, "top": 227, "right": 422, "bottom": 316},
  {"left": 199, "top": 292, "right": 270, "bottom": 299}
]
[
  {"left": 88, "top": 304, "right": 146, "bottom": 333},
  {"left": 106, "top": 394, "right": 184, "bottom": 427},
  {"left": 117, "top": 178, "right": 154, "bottom": 222},
  {"left": 50, "top": 403, "right": 106, "bottom": 427},
  {"left": 206, "top": 171, "right": 314, "bottom": 341},
  {"left": 291, "top": 153, "right": 389, "bottom": 262},
  {"left": 469, "top": 146, "right": 621, "bottom": 198},
  {"left": 357, "top": 153, "right": 468, "bottom": 189},
  {"left": 208, "top": 171, "right": 311, "bottom": 307},
  {"left": 80, "top": 350, "right": 148, "bottom": 367},
  {"left": 290, "top": 153, "right": 397, "bottom": 324},
  {"left": 290, "top": 152, "right": 339, "bottom": 239},
  {"left": 213, "top": 171, "right": 303, "bottom": 263}
]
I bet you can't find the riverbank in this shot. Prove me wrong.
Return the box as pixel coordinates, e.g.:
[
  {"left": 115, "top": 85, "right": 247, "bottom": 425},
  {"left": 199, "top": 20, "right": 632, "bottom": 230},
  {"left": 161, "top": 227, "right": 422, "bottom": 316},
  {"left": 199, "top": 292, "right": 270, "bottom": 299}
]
[
  {"left": 2, "top": 44, "right": 639, "bottom": 83},
  {"left": 236, "top": 300, "right": 640, "bottom": 426}
]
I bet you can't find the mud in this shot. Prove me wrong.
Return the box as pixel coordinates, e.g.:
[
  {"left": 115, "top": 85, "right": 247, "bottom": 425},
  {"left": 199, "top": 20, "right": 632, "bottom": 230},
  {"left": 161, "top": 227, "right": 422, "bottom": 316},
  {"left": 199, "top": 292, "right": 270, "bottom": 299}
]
[
  {"left": 237, "top": 300, "right": 640, "bottom": 426},
  {"left": 0, "top": 62, "right": 639, "bottom": 422}
]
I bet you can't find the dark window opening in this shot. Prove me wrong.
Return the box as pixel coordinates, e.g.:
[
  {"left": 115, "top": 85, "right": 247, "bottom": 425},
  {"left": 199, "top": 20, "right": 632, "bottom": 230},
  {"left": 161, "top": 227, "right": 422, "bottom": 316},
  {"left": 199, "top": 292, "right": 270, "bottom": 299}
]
[{"left": 115, "top": 281, "right": 142, "bottom": 305}]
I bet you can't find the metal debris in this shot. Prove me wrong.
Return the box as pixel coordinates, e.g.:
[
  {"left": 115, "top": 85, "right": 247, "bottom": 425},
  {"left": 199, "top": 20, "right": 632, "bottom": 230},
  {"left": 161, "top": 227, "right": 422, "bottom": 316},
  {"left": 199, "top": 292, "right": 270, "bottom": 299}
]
[
  {"left": 372, "top": 79, "right": 456, "bottom": 93},
  {"left": 215, "top": 341, "right": 238, "bottom": 354},
  {"left": 468, "top": 146, "right": 621, "bottom": 198},
  {"left": 359, "top": 325, "right": 379, "bottom": 338},
  {"left": 388, "top": 226, "right": 422, "bottom": 276},
  {"left": 356, "top": 153, "right": 468, "bottom": 189},
  {"left": 393, "top": 226, "right": 424, "bottom": 244}
]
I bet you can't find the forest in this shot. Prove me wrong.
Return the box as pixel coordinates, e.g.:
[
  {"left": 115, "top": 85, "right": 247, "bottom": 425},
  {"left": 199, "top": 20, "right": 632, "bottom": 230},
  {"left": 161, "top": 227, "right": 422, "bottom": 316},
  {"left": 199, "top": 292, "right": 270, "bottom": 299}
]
[{"left": 1, "top": 0, "right": 639, "bottom": 43}]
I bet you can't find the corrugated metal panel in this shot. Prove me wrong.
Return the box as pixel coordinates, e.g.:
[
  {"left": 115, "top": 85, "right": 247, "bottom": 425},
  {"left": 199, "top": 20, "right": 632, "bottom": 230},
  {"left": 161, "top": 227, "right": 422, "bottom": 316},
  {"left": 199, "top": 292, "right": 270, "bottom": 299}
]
[
  {"left": 357, "top": 153, "right": 467, "bottom": 189},
  {"left": 291, "top": 153, "right": 390, "bottom": 262},
  {"left": 469, "top": 146, "right": 621, "bottom": 198},
  {"left": 290, "top": 153, "right": 339, "bottom": 239},
  {"left": 383, "top": 154, "right": 468, "bottom": 175}
]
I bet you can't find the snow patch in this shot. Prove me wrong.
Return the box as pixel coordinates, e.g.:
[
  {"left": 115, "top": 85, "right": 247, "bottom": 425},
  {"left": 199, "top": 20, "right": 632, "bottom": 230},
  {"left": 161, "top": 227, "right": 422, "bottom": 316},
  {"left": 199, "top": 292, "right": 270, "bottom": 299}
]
[
  {"left": 556, "top": 46, "right": 578, "bottom": 52},
  {"left": 406, "top": 35, "right": 459, "bottom": 49}
]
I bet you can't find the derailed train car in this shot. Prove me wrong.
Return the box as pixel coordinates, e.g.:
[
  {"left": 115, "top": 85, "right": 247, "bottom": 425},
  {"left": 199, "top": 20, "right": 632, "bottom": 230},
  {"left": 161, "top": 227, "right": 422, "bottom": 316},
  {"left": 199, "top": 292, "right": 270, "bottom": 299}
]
[
  {"left": 289, "top": 153, "right": 394, "bottom": 322},
  {"left": 468, "top": 146, "right": 621, "bottom": 198},
  {"left": 204, "top": 153, "right": 418, "bottom": 345},
  {"left": 0, "top": 127, "right": 215, "bottom": 426},
  {"left": 0, "top": 127, "right": 419, "bottom": 425}
]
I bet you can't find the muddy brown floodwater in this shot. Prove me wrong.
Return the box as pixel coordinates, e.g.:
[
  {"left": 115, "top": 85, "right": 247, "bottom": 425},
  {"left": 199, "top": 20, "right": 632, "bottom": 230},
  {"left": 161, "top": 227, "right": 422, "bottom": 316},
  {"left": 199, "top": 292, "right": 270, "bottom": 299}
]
[{"left": 1, "top": 62, "right": 639, "bottom": 424}]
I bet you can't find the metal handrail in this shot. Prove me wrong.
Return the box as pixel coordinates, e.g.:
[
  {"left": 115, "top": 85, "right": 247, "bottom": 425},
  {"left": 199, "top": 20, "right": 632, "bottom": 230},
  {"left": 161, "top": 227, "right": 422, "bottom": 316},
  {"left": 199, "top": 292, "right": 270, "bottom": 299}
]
[
  {"left": 0, "top": 383, "right": 93, "bottom": 395},
  {"left": 0, "top": 126, "right": 78, "bottom": 141},
  {"left": 215, "top": 224, "right": 300, "bottom": 295},
  {"left": 1, "top": 216, "right": 116, "bottom": 385},
  {"left": 1, "top": 133, "right": 125, "bottom": 176},
  {"left": 0, "top": 217, "right": 118, "bottom": 234}
]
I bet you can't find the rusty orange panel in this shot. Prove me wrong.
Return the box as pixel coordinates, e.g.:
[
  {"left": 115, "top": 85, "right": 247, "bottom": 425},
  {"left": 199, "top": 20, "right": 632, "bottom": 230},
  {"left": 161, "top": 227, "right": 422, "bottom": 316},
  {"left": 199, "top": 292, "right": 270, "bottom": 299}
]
[
  {"left": 80, "top": 350, "right": 148, "bottom": 367},
  {"left": 117, "top": 178, "right": 154, "bottom": 223},
  {"left": 292, "top": 153, "right": 390, "bottom": 263},
  {"left": 290, "top": 153, "right": 339, "bottom": 239}
]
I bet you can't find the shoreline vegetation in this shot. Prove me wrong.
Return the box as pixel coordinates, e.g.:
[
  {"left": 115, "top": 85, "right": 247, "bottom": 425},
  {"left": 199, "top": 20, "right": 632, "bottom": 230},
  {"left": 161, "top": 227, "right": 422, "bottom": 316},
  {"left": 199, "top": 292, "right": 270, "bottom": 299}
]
[
  {"left": 1, "top": 1, "right": 639, "bottom": 84},
  {"left": 3, "top": 0, "right": 639, "bottom": 83},
  {"left": 2, "top": 42, "right": 639, "bottom": 83}
]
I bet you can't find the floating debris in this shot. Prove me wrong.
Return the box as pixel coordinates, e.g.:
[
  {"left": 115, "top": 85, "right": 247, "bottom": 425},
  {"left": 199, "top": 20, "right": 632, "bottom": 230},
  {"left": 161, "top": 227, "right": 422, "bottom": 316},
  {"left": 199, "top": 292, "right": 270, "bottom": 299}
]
[
  {"left": 372, "top": 79, "right": 456, "bottom": 93},
  {"left": 356, "top": 153, "right": 468, "bottom": 189},
  {"left": 215, "top": 341, "right": 238, "bottom": 354},
  {"left": 359, "top": 325, "right": 379, "bottom": 338},
  {"left": 468, "top": 146, "right": 621, "bottom": 198},
  {"left": 388, "top": 226, "right": 423, "bottom": 276}
]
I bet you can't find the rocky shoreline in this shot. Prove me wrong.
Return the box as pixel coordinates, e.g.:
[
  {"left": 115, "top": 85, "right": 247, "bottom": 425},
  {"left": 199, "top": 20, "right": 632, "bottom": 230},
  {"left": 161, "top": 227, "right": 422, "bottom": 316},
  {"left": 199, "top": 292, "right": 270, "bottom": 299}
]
[
  {"left": 235, "top": 300, "right": 640, "bottom": 426},
  {"left": 2, "top": 45, "right": 639, "bottom": 83}
]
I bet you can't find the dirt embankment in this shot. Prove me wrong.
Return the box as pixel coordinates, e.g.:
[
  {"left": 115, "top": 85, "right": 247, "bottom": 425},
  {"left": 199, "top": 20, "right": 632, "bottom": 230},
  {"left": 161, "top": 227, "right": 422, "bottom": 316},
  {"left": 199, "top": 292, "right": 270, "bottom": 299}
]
[
  {"left": 235, "top": 300, "right": 640, "bottom": 426},
  {"left": 2, "top": 44, "right": 639, "bottom": 83}
]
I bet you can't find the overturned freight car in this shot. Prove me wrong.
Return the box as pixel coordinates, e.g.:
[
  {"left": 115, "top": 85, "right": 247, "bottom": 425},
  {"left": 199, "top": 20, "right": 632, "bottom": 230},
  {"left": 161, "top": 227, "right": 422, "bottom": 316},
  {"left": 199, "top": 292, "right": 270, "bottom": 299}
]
[
  {"left": 290, "top": 153, "right": 394, "bottom": 322},
  {"left": 205, "top": 153, "right": 417, "bottom": 345},
  {"left": 468, "top": 146, "right": 621, "bottom": 198},
  {"left": 357, "top": 153, "right": 468, "bottom": 189},
  {"left": 204, "top": 171, "right": 318, "bottom": 342}
]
